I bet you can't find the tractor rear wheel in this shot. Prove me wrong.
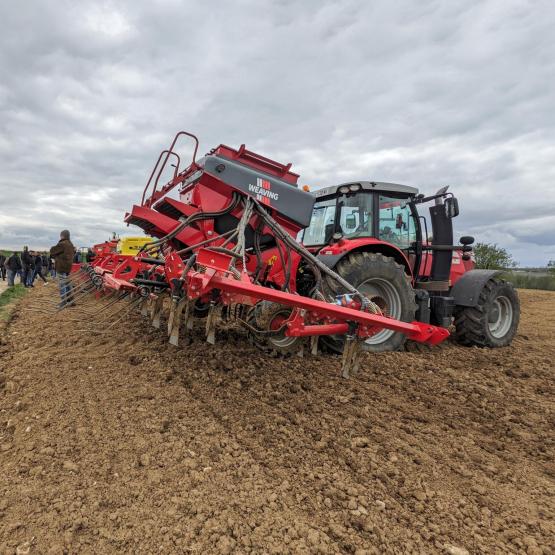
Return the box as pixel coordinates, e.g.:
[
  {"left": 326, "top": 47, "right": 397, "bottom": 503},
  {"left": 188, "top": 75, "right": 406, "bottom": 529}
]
[
  {"left": 454, "top": 278, "right": 520, "bottom": 347},
  {"left": 322, "top": 252, "right": 417, "bottom": 353}
]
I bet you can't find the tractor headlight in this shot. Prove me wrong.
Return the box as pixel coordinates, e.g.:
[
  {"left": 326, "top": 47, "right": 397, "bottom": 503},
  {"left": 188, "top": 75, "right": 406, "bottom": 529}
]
[
  {"left": 338, "top": 185, "right": 350, "bottom": 194},
  {"left": 349, "top": 184, "right": 361, "bottom": 192}
]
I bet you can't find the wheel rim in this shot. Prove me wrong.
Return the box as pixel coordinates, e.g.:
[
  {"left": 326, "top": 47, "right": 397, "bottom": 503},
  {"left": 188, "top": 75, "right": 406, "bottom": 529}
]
[
  {"left": 488, "top": 295, "right": 513, "bottom": 339},
  {"left": 268, "top": 310, "right": 298, "bottom": 349},
  {"left": 357, "top": 277, "right": 402, "bottom": 345}
]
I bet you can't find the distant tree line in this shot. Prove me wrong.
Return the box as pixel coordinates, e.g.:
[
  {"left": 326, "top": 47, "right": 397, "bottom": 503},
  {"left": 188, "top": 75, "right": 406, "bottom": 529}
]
[
  {"left": 473, "top": 243, "right": 517, "bottom": 270},
  {"left": 471, "top": 243, "right": 555, "bottom": 291}
]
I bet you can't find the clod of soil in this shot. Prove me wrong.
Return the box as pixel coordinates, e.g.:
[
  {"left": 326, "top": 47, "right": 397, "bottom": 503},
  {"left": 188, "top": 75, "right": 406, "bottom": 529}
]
[{"left": 0, "top": 288, "right": 553, "bottom": 553}]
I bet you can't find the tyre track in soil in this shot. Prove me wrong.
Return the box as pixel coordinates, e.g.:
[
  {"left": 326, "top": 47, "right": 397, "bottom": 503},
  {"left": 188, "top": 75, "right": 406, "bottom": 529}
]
[{"left": 0, "top": 286, "right": 554, "bottom": 554}]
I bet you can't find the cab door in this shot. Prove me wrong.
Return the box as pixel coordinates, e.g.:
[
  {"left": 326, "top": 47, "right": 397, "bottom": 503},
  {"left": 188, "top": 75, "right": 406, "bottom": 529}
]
[{"left": 377, "top": 194, "right": 419, "bottom": 271}]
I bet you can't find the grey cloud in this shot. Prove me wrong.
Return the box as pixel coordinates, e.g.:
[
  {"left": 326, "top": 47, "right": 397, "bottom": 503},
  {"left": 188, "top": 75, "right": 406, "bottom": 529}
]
[{"left": 1, "top": 0, "right": 554, "bottom": 265}]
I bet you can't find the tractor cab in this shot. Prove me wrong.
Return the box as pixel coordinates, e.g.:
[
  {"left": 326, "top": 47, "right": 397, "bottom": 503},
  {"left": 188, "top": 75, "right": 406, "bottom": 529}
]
[
  {"left": 303, "top": 182, "right": 419, "bottom": 251},
  {"left": 302, "top": 181, "right": 467, "bottom": 288},
  {"left": 302, "top": 182, "right": 424, "bottom": 275}
]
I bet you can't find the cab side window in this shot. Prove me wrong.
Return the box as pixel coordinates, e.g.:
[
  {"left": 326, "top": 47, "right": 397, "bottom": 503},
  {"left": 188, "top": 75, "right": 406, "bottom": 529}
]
[
  {"left": 378, "top": 195, "right": 416, "bottom": 249},
  {"left": 338, "top": 193, "right": 373, "bottom": 238}
]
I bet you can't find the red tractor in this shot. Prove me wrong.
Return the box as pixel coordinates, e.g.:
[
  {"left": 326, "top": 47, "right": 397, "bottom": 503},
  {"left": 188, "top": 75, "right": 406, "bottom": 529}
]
[
  {"left": 76, "top": 131, "right": 519, "bottom": 375},
  {"left": 299, "top": 181, "right": 520, "bottom": 352}
]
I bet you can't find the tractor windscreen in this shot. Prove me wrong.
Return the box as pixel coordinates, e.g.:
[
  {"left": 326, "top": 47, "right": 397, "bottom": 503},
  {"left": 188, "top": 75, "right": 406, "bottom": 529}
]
[{"left": 303, "top": 193, "right": 373, "bottom": 246}]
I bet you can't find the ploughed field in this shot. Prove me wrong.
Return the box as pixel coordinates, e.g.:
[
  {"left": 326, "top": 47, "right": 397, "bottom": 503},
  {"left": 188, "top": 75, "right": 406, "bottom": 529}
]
[{"left": 0, "top": 287, "right": 553, "bottom": 554}]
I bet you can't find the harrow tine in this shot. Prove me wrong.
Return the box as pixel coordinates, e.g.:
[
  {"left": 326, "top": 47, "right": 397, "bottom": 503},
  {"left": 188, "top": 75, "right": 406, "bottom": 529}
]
[
  {"left": 95, "top": 291, "right": 128, "bottom": 312},
  {"left": 65, "top": 274, "right": 89, "bottom": 288},
  {"left": 341, "top": 335, "right": 363, "bottom": 379},
  {"left": 66, "top": 301, "right": 130, "bottom": 326},
  {"left": 167, "top": 298, "right": 176, "bottom": 336},
  {"left": 102, "top": 296, "right": 144, "bottom": 331},
  {"left": 310, "top": 336, "right": 319, "bottom": 356},
  {"left": 55, "top": 288, "right": 95, "bottom": 310},
  {"left": 185, "top": 302, "right": 194, "bottom": 331},
  {"left": 169, "top": 297, "right": 189, "bottom": 347},
  {"left": 77, "top": 292, "right": 127, "bottom": 318},
  {"left": 205, "top": 303, "right": 221, "bottom": 345},
  {"left": 86, "top": 293, "right": 131, "bottom": 322},
  {"left": 39, "top": 295, "right": 110, "bottom": 321},
  {"left": 140, "top": 297, "right": 150, "bottom": 317},
  {"left": 57, "top": 279, "right": 94, "bottom": 301},
  {"left": 150, "top": 295, "right": 165, "bottom": 329},
  {"left": 60, "top": 275, "right": 83, "bottom": 285}
]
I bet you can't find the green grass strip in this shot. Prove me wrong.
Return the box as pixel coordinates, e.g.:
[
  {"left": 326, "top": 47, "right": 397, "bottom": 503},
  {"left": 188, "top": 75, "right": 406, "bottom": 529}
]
[{"left": 0, "top": 284, "right": 28, "bottom": 321}]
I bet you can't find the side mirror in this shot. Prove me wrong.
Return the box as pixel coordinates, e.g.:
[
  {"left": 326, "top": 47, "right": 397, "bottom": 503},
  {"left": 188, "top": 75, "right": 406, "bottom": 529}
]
[
  {"left": 445, "top": 197, "right": 459, "bottom": 218},
  {"left": 345, "top": 214, "right": 356, "bottom": 229}
]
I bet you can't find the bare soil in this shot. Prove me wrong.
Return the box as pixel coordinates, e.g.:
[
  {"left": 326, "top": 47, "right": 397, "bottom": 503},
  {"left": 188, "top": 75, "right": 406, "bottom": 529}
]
[{"left": 0, "top": 287, "right": 553, "bottom": 554}]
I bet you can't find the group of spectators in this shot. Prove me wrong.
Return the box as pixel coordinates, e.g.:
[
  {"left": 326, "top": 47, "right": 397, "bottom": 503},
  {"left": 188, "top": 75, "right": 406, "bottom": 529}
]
[
  {"left": 0, "top": 247, "right": 53, "bottom": 287},
  {"left": 2, "top": 230, "right": 78, "bottom": 308}
]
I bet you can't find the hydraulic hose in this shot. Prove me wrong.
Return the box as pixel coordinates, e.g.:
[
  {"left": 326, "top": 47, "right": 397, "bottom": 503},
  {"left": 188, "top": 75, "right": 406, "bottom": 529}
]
[
  {"left": 252, "top": 199, "right": 380, "bottom": 314},
  {"left": 139, "top": 192, "right": 241, "bottom": 253}
]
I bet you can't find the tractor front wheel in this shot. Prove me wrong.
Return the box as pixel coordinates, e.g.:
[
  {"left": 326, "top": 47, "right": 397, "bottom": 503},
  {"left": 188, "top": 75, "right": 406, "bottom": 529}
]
[
  {"left": 322, "top": 252, "right": 417, "bottom": 353},
  {"left": 454, "top": 278, "right": 520, "bottom": 347}
]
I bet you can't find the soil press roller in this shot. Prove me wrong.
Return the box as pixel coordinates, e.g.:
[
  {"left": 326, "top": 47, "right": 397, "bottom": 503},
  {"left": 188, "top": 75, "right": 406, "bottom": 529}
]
[{"left": 71, "top": 131, "right": 519, "bottom": 376}]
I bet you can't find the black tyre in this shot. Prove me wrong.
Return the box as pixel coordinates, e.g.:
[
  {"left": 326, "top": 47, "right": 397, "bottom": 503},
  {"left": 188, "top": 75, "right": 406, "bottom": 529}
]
[
  {"left": 454, "top": 278, "right": 520, "bottom": 347},
  {"left": 246, "top": 301, "right": 304, "bottom": 356},
  {"left": 322, "top": 252, "right": 417, "bottom": 353},
  {"left": 192, "top": 299, "right": 211, "bottom": 318}
]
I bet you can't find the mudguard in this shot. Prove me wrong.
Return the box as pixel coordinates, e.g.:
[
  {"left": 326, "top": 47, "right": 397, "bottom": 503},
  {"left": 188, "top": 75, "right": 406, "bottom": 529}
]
[
  {"left": 450, "top": 269, "right": 502, "bottom": 307},
  {"left": 316, "top": 253, "right": 343, "bottom": 269},
  {"left": 316, "top": 240, "right": 413, "bottom": 276}
]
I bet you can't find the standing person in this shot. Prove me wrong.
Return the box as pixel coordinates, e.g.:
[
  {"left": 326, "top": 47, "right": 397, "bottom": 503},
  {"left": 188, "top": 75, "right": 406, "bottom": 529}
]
[
  {"left": 5, "top": 252, "right": 22, "bottom": 287},
  {"left": 41, "top": 253, "right": 48, "bottom": 276},
  {"left": 32, "top": 252, "right": 47, "bottom": 284},
  {"left": 0, "top": 253, "right": 6, "bottom": 281},
  {"left": 47, "top": 256, "right": 56, "bottom": 278},
  {"left": 27, "top": 251, "right": 36, "bottom": 287},
  {"left": 50, "top": 230, "right": 76, "bottom": 307},
  {"left": 21, "top": 246, "right": 33, "bottom": 287},
  {"left": 17, "top": 253, "right": 24, "bottom": 283}
]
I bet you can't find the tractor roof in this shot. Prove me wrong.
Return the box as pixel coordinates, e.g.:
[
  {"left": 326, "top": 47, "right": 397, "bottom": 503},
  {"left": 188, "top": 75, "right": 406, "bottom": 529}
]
[{"left": 313, "top": 181, "right": 419, "bottom": 199}]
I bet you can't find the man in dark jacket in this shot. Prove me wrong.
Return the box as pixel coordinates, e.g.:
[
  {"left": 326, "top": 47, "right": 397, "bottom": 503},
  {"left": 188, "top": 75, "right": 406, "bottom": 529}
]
[
  {"left": 21, "top": 246, "right": 34, "bottom": 287},
  {"left": 31, "top": 252, "right": 47, "bottom": 284},
  {"left": 5, "top": 252, "right": 22, "bottom": 287},
  {"left": 0, "top": 254, "right": 6, "bottom": 281},
  {"left": 50, "top": 230, "right": 76, "bottom": 307}
]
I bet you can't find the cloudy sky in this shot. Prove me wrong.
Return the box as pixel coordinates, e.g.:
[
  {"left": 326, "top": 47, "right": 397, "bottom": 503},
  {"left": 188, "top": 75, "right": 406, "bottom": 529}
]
[{"left": 1, "top": 0, "right": 554, "bottom": 265}]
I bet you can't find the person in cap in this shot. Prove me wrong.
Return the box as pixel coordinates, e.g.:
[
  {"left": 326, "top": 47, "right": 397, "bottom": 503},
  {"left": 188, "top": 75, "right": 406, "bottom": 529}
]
[
  {"left": 50, "top": 230, "right": 76, "bottom": 307},
  {"left": 21, "top": 246, "right": 34, "bottom": 287}
]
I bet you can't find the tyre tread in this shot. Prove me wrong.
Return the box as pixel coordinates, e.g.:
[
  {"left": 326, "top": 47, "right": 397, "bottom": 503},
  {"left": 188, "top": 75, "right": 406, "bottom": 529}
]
[{"left": 454, "top": 278, "right": 519, "bottom": 347}]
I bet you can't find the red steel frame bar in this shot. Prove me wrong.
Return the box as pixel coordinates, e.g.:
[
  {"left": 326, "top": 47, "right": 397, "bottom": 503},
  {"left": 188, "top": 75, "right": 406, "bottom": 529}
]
[
  {"left": 205, "top": 274, "right": 448, "bottom": 344},
  {"left": 184, "top": 249, "right": 449, "bottom": 345}
]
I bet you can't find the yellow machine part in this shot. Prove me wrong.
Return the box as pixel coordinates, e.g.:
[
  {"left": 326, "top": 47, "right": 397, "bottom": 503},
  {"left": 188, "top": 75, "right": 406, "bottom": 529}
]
[{"left": 117, "top": 236, "right": 153, "bottom": 255}]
